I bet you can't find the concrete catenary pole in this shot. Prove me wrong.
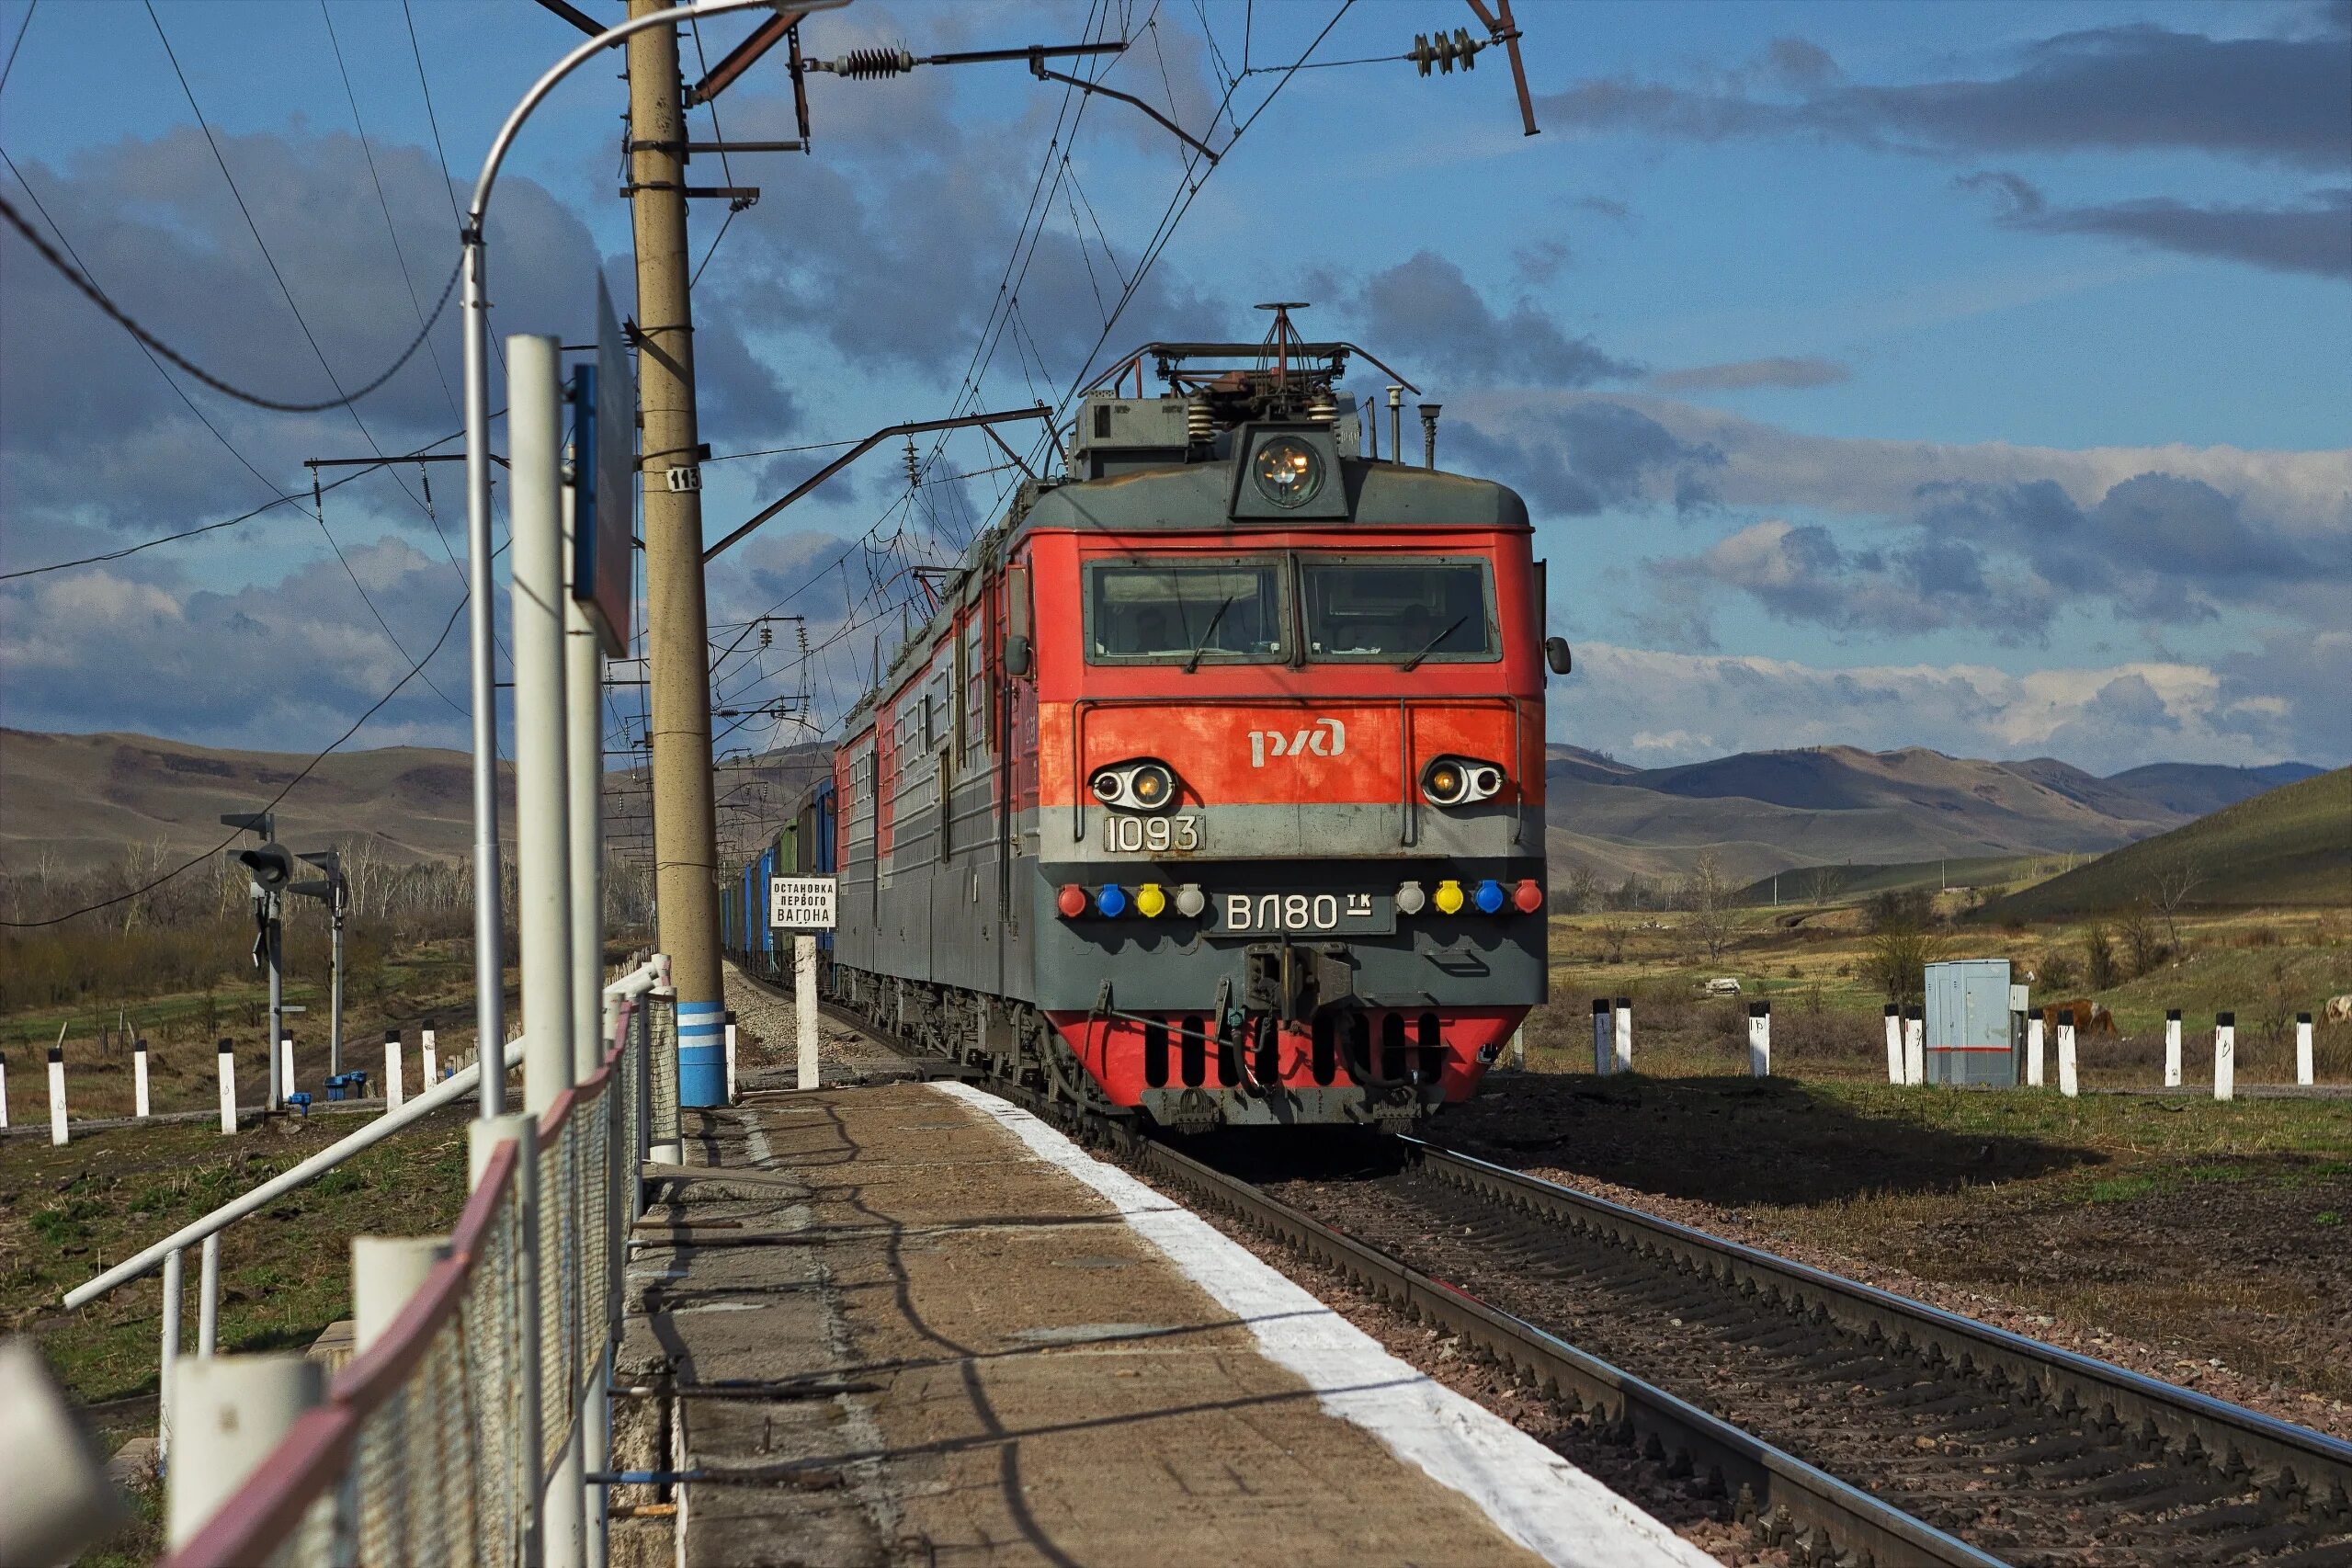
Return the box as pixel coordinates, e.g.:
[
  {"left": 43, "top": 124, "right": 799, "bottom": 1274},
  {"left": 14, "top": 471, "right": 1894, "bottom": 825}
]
[
  {"left": 509, "top": 332, "right": 584, "bottom": 1567},
  {"left": 626, "top": 1, "right": 727, "bottom": 1108}
]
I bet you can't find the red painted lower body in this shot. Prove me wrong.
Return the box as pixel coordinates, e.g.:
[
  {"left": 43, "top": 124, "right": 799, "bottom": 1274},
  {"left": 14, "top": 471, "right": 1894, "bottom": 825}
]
[{"left": 1046, "top": 1006, "right": 1524, "bottom": 1106}]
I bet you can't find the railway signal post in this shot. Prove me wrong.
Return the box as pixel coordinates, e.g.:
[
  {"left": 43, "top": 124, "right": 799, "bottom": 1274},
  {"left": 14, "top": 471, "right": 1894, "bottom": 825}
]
[{"left": 770, "top": 875, "right": 835, "bottom": 1089}]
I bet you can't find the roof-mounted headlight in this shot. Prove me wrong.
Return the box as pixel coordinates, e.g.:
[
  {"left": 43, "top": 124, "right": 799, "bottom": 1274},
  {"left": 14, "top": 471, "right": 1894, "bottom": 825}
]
[
  {"left": 1091, "top": 759, "right": 1179, "bottom": 812},
  {"left": 1252, "top": 436, "right": 1323, "bottom": 508},
  {"left": 1421, "top": 756, "right": 1503, "bottom": 807}
]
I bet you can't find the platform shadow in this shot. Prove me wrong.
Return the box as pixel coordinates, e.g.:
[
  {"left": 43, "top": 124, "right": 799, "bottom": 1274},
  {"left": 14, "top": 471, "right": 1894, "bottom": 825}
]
[{"left": 1440, "top": 1073, "right": 2099, "bottom": 1207}]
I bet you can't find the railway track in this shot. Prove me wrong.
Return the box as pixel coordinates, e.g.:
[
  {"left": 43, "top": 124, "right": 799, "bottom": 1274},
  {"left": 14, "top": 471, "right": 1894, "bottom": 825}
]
[{"left": 730, "top": 968, "right": 2352, "bottom": 1566}]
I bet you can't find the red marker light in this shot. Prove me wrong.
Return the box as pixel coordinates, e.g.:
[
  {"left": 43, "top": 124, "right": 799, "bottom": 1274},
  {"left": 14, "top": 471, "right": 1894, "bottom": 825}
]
[
  {"left": 1513, "top": 879, "right": 1544, "bottom": 914},
  {"left": 1057, "top": 884, "right": 1087, "bottom": 918}
]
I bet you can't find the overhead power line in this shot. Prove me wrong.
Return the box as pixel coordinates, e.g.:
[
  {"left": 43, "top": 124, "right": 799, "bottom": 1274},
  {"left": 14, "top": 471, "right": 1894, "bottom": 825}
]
[{"left": 0, "top": 184, "right": 458, "bottom": 416}]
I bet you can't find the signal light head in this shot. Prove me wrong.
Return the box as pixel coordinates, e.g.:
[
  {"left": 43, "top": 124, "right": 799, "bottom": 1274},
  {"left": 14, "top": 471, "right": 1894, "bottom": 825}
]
[
  {"left": 1434, "top": 878, "right": 1465, "bottom": 915},
  {"left": 1420, "top": 756, "right": 1503, "bottom": 807}
]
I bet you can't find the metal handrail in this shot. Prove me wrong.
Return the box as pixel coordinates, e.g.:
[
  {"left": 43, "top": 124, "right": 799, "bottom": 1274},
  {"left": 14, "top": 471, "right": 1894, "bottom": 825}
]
[{"left": 62, "top": 961, "right": 664, "bottom": 1311}]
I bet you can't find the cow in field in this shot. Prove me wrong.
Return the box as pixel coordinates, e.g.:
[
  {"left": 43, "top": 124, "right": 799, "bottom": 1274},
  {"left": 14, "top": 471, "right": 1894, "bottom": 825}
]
[
  {"left": 2325, "top": 994, "right": 2352, "bottom": 1025},
  {"left": 2040, "top": 1000, "right": 2119, "bottom": 1036}
]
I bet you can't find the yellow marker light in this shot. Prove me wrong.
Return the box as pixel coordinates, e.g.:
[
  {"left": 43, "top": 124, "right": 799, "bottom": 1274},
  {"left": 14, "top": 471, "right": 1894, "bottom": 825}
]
[
  {"left": 1136, "top": 882, "right": 1167, "bottom": 918},
  {"left": 1434, "top": 878, "right": 1466, "bottom": 915}
]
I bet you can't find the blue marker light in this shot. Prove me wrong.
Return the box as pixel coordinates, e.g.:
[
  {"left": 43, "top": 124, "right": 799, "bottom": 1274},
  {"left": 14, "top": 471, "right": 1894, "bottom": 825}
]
[
  {"left": 1473, "top": 879, "right": 1506, "bottom": 915},
  {"left": 1096, "top": 883, "right": 1129, "bottom": 917}
]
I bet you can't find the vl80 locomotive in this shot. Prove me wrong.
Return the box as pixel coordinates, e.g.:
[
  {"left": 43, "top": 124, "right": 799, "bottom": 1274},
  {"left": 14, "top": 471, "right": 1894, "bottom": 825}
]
[{"left": 726, "top": 324, "right": 1570, "bottom": 1131}]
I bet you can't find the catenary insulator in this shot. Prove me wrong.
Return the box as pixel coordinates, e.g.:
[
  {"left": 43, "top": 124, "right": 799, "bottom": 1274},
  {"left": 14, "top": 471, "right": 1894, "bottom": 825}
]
[{"left": 829, "top": 48, "right": 915, "bottom": 79}]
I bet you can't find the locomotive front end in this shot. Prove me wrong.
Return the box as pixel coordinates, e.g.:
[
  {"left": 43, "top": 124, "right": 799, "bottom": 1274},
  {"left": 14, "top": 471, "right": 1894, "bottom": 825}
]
[{"left": 1019, "top": 352, "right": 1553, "bottom": 1131}]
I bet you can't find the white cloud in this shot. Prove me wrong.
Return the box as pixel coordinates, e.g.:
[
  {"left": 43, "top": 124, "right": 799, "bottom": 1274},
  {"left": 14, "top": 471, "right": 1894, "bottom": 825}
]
[{"left": 1560, "top": 642, "right": 2345, "bottom": 768}]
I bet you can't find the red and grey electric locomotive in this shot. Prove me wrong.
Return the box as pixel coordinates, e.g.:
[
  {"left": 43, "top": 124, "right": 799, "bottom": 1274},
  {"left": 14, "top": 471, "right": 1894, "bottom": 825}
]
[{"left": 733, "top": 324, "right": 1568, "bottom": 1131}]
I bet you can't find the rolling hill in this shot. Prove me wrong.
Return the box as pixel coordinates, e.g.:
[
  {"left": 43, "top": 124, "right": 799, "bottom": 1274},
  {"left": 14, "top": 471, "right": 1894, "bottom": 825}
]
[
  {"left": 1541, "top": 744, "right": 2316, "bottom": 888},
  {"left": 1974, "top": 767, "right": 2352, "bottom": 918}
]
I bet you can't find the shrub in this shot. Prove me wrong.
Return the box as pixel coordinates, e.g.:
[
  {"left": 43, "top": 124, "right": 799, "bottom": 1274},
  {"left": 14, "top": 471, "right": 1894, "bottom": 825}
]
[{"left": 2085, "top": 922, "right": 2119, "bottom": 991}]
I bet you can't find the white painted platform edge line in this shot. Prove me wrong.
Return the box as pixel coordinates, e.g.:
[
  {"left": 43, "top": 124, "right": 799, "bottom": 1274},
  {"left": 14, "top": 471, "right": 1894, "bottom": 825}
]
[{"left": 927, "top": 1083, "right": 1712, "bottom": 1568}]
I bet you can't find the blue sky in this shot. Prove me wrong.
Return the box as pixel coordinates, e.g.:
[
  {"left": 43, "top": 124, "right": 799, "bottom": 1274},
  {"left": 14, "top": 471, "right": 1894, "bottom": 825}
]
[{"left": 2, "top": 0, "right": 2346, "bottom": 771}]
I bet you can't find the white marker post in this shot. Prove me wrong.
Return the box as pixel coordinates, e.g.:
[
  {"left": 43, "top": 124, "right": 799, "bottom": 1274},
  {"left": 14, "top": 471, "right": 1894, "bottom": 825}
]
[
  {"left": 1884, "top": 1004, "right": 1903, "bottom": 1085},
  {"left": 723, "top": 1012, "right": 739, "bottom": 1104},
  {"left": 2165, "top": 1008, "right": 2183, "bottom": 1088},
  {"left": 134, "top": 1038, "right": 152, "bottom": 1119},
  {"left": 421, "top": 1022, "right": 438, "bottom": 1087},
  {"left": 1613, "top": 996, "right": 1634, "bottom": 1074},
  {"left": 47, "top": 1047, "right": 67, "bottom": 1147},
  {"left": 1, "top": 1051, "right": 9, "bottom": 1130},
  {"left": 2296, "top": 1011, "right": 2314, "bottom": 1086},
  {"left": 1747, "top": 1001, "right": 1770, "bottom": 1077},
  {"left": 1591, "top": 998, "right": 1612, "bottom": 1076},
  {"left": 2026, "top": 1015, "right": 2046, "bottom": 1086},
  {"left": 279, "top": 1035, "right": 295, "bottom": 1100},
  {"left": 2057, "top": 1009, "right": 2079, "bottom": 1098},
  {"left": 770, "top": 874, "right": 837, "bottom": 1092},
  {"left": 2213, "top": 1012, "right": 2235, "bottom": 1102},
  {"left": 382, "top": 1028, "right": 403, "bottom": 1113},
  {"left": 1903, "top": 1005, "right": 1926, "bottom": 1086},
  {"left": 216, "top": 1039, "right": 236, "bottom": 1134}
]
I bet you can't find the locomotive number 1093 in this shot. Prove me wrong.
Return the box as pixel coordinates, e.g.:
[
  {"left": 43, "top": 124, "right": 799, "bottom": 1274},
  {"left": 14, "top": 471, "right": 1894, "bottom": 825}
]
[{"left": 1102, "top": 813, "right": 1203, "bottom": 853}]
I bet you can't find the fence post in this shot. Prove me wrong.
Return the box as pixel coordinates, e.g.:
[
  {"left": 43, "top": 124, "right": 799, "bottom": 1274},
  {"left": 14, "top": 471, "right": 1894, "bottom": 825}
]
[
  {"left": 164, "top": 1354, "right": 324, "bottom": 1550},
  {"left": 1747, "top": 1001, "right": 1770, "bottom": 1077},
  {"left": 1903, "top": 1005, "right": 1926, "bottom": 1086},
  {"left": 1883, "top": 1004, "right": 1902, "bottom": 1085},
  {"left": 2297, "top": 1012, "right": 2314, "bottom": 1086},
  {"left": 216, "top": 1040, "right": 236, "bottom": 1135},
  {"left": 724, "top": 1011, "right": 739, "bottom": 1104},
  {"left": 383, "top": 1029, "right": 404, "bottom": 1112},
  {"left": 2165, "top": 1008, "right": 2183, "bottom": 1088},
  {"left": 1612, "top": 995, "right": 1633, "bottom": 1074},
  {"left": 423, "top": 1021, "right": 438, "bottom": 1087},
  {"left": 134, "top": 1038, "right": 152, "bottom": 1119},
  {"left": 2026, "top": 1015, "right": 2046, "bottom": 1086},
  {"left": 198, "top": 1233, "right": 221, "bottom": 1357},
  {"left": 797, "top": 935, "right": 820, "bottom": 1090},
  {"left": 2057, "top": 1009, "right": 2079, "bottom": 1098},
  {"left": 47, "top": 1046, "right": 66, "bottom": 1146},
  {"left": 2213, "top": 1012, "right": 2234, "bottom": 1101},
  {"left": 649, "top": 983, "right": 682, "bottom": 1166},
  {"left": 158, "top": 1247, "right": 182, "bottom": 1469},
  {"left": 352, "top": 1235, "right": 449, "bottom": 1349}
]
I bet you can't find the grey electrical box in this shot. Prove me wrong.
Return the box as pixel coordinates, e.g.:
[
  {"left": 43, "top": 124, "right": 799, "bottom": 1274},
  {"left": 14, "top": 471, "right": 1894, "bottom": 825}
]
[{"left": 1925, "top": 959, "right": 2017, "bottom": 1086}]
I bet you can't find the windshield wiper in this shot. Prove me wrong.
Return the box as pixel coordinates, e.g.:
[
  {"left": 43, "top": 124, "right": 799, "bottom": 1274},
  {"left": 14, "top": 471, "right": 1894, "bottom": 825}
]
[
  {"left": 1397, "top": 615, "right": 1468, "bottom": 672},
  {"left": 1181, "top": 595, "right": 1237, "bottom": 674}
]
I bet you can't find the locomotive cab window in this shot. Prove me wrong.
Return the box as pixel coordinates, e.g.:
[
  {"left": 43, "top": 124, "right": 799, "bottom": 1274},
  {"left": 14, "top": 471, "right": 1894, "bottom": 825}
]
[
  {"left": 1084, "top": 560, "right": 1286, "bottom": 665},
  {"left": 1302, "top": 556, "right": 1497, "bottom": 664}
]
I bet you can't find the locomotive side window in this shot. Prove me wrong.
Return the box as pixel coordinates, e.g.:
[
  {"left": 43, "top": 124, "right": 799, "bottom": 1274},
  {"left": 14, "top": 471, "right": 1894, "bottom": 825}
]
[
  {"left": 1301, "top": 557, "right": 1498, "bottom": 664},
  {"left": 1084, "top": 560, "right": 1286, "bottom": 665}
]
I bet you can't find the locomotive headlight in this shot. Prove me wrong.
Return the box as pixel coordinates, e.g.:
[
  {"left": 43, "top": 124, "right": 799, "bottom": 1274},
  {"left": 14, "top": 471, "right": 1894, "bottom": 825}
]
[
  {"left": 1252, "top": 437, "right": 1323, "bottom": 508},
  {"left": 1421, "top": 756, "right": 1504, "bottom": 807},
  {"left": 1089, "top": 758, "right": 1180, "bottom": 812}
]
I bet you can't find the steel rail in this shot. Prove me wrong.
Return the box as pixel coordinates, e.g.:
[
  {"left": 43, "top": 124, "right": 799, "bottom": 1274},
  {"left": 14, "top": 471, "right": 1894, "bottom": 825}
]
[
  {"left": 1403, "top": 1138, "right": 2352, "bottom": 1518},
  {"left": 1131, "top": 1137, "right": 2005, "bottom": 1568}
]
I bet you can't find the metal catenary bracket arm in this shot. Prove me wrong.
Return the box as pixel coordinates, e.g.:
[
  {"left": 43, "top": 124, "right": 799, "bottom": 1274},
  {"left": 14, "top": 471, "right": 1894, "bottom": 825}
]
[{"left": 703, "top": 404, "right": 1052, "bottom": 562}]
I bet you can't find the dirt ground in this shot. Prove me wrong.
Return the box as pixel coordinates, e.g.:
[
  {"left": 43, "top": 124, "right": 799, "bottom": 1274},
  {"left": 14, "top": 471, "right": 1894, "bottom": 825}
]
[{"left": 1444, "top": 1068, "right": 2352, "bottom": 1438}]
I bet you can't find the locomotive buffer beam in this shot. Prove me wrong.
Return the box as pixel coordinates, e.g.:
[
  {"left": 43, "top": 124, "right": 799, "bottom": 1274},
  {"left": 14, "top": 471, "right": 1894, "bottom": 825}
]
[{"left": 1244, "top": 942, "right": 1358, "bottom": 1024}]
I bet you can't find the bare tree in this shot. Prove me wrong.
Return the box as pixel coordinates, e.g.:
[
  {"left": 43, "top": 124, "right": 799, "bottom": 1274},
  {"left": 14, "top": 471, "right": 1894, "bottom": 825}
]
[
  {"left": 2147, "top": 853, "right": 2201, "bottom": 947},
  {"left": 1802, "top": 863, "right": 1847, "bottom": 905},
  {"left": 1687, "top": 851, "right": 1736, "bottom": 963}
]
